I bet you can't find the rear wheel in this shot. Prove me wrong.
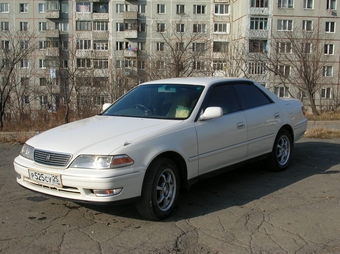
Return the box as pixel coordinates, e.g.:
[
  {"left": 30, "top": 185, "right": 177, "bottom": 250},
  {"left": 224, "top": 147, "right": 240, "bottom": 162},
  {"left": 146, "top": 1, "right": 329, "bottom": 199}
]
[
  {"left": 136, "top": 158, "right": 180, "bottom": 220},
  {"left": 266, "top": 129, "right": 292, "bottom": 171}
]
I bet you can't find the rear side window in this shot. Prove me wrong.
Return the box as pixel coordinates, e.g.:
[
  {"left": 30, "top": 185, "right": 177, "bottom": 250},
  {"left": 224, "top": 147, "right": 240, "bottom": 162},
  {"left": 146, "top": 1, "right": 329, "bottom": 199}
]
[{"left": 233, "top": 83, "right": 272, "bottom": 110}]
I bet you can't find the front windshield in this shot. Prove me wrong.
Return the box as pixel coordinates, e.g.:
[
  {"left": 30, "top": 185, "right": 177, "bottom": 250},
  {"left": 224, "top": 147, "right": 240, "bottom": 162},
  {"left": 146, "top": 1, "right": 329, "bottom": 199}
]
[{"left": 103, "top": 84, "right": 204, "bottom": 119}]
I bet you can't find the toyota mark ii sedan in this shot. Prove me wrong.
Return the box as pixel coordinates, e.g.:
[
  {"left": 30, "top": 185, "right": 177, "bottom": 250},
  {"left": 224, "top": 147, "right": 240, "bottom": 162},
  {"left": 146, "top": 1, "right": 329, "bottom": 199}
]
[{"left": 14, "top": 77, "right": 307, "bottom": 220}]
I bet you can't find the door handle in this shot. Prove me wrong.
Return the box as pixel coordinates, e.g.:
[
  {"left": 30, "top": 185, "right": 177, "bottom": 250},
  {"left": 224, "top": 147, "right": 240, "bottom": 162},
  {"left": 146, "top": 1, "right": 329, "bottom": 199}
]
[
  {"left": 274, "top": 112, "right": 280, "bottom": 118},
  {"left": 237, "top": 122, "right": 245, "bottom": 129}
]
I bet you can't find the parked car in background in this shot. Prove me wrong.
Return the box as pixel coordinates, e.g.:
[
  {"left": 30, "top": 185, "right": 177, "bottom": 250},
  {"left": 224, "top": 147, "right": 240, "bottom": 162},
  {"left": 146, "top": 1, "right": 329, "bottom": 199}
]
[{"left": 14, "top": 77, "right": 307, "bottom": 220}]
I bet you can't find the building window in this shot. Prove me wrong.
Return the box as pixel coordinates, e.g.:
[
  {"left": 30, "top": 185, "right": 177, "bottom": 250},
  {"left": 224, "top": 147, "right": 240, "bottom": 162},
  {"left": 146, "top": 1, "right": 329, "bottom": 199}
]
[
  {"left": 192, "top": 43, "right": 206, "bottom": 52},
  {"left": 62, "top": 60, "right": 68, "bottom": 68},
  {"left": 302, "top": 43, "right": 312, "bottom": 54},
  {"left": 248, "top": 62, "right": 266, "bottom": 74},
  {"left": 176, "top": 4, "right": 185, "bottom": 14},
  {"left": 194, "top": 5, "right": 206, "bottom": 14},
  {"left": 40, "top": 78, "right": 46, "bottom": 86},
  {"left": 156, "top": 42, "right": 164, "bottom": 51},
  {"left": 277, "top": 42, "right": 292, "bottom": 53},
  {"left": 249, "top": 40, "right": 268, "bottom": 53},
  {"left": 157, "top": 61, "right": 165, "bottom": 70},
  {"left": 39, "top": 41, "right": 46, "bottom": 49},
  {"left": 20, "top": 22, "right": 29, "bottom": 31},
  {"left": 21, "top": 59, "right": 29, "bottom": 68},
  {"left": 1, "top": 40, "right": 10, "bottom": 50},
  {"left": 176, "top": 42, "right": 184, "bottom": 51},
  {"left": 38, "top": 3, "right": 45, "bottom": 13},
  {"left": 23, "top": 95, "right": 30, "bottom": 104},
  {"left": 61, "top": 41, "right": 68, "bottom": 50},
  {"left": 94, "top": 59, "right": 108, "bottom": 69},
  {"left": 77, "top": 58, "right": 91, "bottom": 68},
  {"left": 176, "top": 24, "right": 184, "bottom": 33},
  {"left": 213, "top": 41, "right": 228, "bottom": 52},
  {"left": 324, "top": 44, "right": 334, "bottom": 55},
  {"left": 0, "top": 22, "right": 9, "bottom": 31},
  {"left": 323, "top": 66, "right": 333, "bottom": 76},
  {"left": 213, "top": 60, "right": 226, "bottom": 71},
  {"left": 214, "top": 23, "right": 230, "bottom": 34},
  {"left": 47, "top": 2, "right": 59, "bottom": 11},
  {"left": 76, "top": 39, "right": 91, "bottom": 50},
  {"left": 327, "top": 0, "right": 336, "bottom": 9},
  {"left": 39, "top": 22, "right": 47, "bottom": 31},
  {"left": 94, "top": 21, "right": 108, "bottom": 31},
  {"left": 277, "top": 19, "right": 293, "bottom": 31},
  {"left": 116, "top": 4, "right": 125, "bottom": 13},
  {"left": 139, "top": 4, "right": 146, "bottom": 13},
  {"left": 138, "top": 60, "right": 145, "bottom": 70},
  {"left": 275, "top": 87, "right": 289, "bottom": 97},
  {"left": 76, "top": 2, "right": 91, "bottom": 13},
  {"left": 0, "top": 3, "right": 9, "bottom": 13},
  {"left": 139, "top": 23, "right": 146, "bottom": 32},
  {"left": 61, "top": 3, "right": 68, "bottom": 13},
  {"left": 20, "top": 40, "right": 29, "bottom": 49},
  {"left": 278, "top": 0, "right": 294, "bottom": 8},
  {"left": 214, "top": 4, "right": 229, "bottom": 14},
  {"left": 76, "top": 21, "right": 92, "bottom": 31},
  {"left": 193, "top": 24, "right": 206, "bottom": 33},
  {"left": 251, "top": 0, "right": 269, "bottom": 7},
  {"left": 278, "top": 65, "right": 290, "bottom": 76},
  {"left": 56, "top": 22, "right": 68, "bottom": 31},
  {"left": 193, "top": 61, "right": 205, "bottom": 70},
  {"left": 20, "top": 3, "right": 29, "bottom": 13},
  {"left": 304, "top": 0, "right": 313, "bottom": 8},
  {"left": 40, "top": 96, "right": 48, "bottom": 105},
  {"left": 93, "top": 41, "right": 108, "bottom": 51},
  {"left": 116, "top": 41, "right": 128, "bottom": 50},
  {"left": 39, "top": 59, "right": 46, "bottom": 69},
  {"left": 138, "top": 42, "right": 146, "bottom": 50},
  {"left": 325, "top": 22, "right": 335, "bottom": 33},
  {"left": 321, "top": 88, "right": 332, "bottom": 98},
  {"left": 157, "top": 23, "right": 165, "bottom": 32},
  {"left": 157, "top": 4, "right": 166, "bottom": 14},
  {"left": 250, "top": 17, "right": 268, "bottom": 30},
  {"left": 116, "top": 23, "right": 124, "bottom": 32},
  {"left": 303, "top": 20, "right": 313, "bottom": 31}
]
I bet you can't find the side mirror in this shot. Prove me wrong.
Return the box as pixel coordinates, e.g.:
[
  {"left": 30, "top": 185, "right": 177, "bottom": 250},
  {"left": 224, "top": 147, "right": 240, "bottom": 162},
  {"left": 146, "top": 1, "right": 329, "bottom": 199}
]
[
  {"left": 199, "top": 107, "right": 223, "bottom": 121},
  {"left": 102, "top": 103, "right": 112, "bottom": 112}
]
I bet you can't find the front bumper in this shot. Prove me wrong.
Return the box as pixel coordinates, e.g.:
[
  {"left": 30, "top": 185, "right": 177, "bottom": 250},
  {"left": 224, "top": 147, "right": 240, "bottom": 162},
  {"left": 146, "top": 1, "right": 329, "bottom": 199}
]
[{"left": 14, "top": 157, "right": 144, "bottom": 203}]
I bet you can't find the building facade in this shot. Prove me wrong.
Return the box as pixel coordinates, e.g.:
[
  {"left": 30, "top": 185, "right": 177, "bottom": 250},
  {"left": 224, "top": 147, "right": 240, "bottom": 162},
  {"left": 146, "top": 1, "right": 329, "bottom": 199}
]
[{"left": 0, "top": 0, "right": 339, "bottom": 117}]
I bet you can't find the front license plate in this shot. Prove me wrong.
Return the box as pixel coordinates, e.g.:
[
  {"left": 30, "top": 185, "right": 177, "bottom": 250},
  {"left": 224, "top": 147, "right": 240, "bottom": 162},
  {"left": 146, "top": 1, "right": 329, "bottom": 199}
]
[{"left": 29, "top": 170, "right": 62, "bottom": 187}]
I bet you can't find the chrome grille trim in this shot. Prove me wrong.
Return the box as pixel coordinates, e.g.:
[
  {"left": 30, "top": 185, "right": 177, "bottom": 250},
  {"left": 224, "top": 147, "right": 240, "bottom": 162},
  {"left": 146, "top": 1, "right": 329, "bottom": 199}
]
[{"left": 34, "top": 149, "right": 72, "bottom": 167}]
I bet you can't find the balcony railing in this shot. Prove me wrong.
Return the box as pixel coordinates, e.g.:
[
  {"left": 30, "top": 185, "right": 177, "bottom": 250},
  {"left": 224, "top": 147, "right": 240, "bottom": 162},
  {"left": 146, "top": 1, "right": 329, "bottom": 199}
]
[
  {"left": 250, "top": 7, "right": 269, "bottom": 15},
  {"left": 248, "top": 30, "right": 269, "bottom": 38},
  {"left": 46, "top": 48, "right": 59, "bottom": 57},
  {"left": 46, "top": 10, "right": 59, "bottom": 19},
  {"left": 46, "top": 29, "right": 60, "bottom": 38},
  {"left": 124, "top": 11, "right": 137, "bottom": 20},
  {"left": 124, "top": 30, "right": 138, "bottom": 38}
]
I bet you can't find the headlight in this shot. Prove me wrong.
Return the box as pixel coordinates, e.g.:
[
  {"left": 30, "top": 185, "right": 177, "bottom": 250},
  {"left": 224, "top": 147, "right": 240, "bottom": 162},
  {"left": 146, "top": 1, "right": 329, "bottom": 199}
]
[
  {"left": 20, "top": 144, "right": 35, "bottom": 160},
  {"left": 70, "top": 154, "right": 134, "bottom": 169}
]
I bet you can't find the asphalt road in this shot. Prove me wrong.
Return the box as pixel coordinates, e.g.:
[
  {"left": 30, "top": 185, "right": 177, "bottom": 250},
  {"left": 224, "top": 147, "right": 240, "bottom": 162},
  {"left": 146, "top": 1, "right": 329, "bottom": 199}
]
[{"left": 1, "top": 138, "right": 340, "bottom": 254}]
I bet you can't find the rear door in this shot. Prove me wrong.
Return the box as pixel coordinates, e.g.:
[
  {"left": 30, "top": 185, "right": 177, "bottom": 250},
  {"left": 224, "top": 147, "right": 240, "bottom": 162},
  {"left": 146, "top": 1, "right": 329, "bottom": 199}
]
[{"left": 195, "top": 83, "right": 248, "bottom": 175}]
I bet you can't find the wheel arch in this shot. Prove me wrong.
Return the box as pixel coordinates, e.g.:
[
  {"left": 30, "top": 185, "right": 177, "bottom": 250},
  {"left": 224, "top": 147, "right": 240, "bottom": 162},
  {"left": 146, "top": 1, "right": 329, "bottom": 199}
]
[{"left": 279, "top": 124, "right": 294, "bottom": 145}]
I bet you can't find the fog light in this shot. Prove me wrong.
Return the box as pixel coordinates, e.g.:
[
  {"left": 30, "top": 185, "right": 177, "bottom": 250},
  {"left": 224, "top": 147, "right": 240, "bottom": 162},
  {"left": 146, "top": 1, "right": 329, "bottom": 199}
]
[{"left": 93, "top": 188, "right": 122, "bottom": 197}]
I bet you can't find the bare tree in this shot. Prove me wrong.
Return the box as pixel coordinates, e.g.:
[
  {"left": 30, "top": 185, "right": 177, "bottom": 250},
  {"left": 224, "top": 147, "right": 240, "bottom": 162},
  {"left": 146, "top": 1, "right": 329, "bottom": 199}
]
[
  {"left": 0, "top": 30, "right": 38, "bottom": 130},
  {"left": 250, "top": 23, "right": 335, "bottom": 115}
]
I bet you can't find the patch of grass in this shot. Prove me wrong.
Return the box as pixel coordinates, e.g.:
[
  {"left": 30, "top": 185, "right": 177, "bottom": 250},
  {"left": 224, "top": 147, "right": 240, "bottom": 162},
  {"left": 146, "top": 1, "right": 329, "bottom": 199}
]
[
  {"left": 306, "top": 112, "right": 340, "bottom": 121},
  {"left": 305, "top": 128, "right": 340, "bottom": 139}
]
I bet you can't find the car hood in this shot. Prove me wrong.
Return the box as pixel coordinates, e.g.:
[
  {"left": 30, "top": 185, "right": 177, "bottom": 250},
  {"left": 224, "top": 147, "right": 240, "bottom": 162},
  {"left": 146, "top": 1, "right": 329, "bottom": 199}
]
[{"left": 27, "top": 116, "right": 183, "bottom": 155}]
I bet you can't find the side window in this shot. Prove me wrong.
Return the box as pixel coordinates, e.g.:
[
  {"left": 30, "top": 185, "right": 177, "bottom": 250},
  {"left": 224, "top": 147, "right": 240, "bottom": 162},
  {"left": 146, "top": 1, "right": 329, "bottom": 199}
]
[
  {"left": 205, "top": 84, "right": 241, "bottom": 114},
  {"left": 233, "top": 82, "right": 272, "bottom": 110}
]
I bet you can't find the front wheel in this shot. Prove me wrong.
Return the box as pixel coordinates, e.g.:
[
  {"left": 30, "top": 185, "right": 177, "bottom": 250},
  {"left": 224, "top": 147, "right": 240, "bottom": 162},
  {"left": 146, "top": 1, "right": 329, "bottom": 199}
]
[
  {"left": 136, "top": 158, "right": 180, "bottom": 220},
  {"left": 265, "top": 129, "right": 292, "bottom": 171}
]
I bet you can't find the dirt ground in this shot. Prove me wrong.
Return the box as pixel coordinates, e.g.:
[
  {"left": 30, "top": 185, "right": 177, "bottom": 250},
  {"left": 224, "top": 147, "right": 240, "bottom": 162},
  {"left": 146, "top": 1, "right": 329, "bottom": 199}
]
[{"left": 1, "top": 138, "right": 340, "bottom": 254}]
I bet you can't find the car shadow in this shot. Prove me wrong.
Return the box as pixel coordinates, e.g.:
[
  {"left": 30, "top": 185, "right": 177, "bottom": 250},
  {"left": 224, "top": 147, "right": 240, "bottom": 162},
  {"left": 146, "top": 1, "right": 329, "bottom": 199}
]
[{"left": 82, "top": 139, "right": 340, "bottom": 221}]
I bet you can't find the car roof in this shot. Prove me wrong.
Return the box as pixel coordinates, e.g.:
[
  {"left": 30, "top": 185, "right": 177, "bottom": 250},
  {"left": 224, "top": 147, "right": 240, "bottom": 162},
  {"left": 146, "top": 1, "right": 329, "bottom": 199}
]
[{"left": 140, "top": 77, "right": 253, "bottom": 87}]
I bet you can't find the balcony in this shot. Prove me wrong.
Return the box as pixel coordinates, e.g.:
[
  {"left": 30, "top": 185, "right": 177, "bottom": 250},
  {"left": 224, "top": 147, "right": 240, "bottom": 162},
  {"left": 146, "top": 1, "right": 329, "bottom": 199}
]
[
  {"left": 46, "top": 10, "right": 59, "bottom": 19},
  {"left": 124, "top": 11, "right": 137, "bottom": 20},
  {"left": 124, "top": 48, "right": 138, "bottom": 57},
  {"left": 46, "top": 47, "right": 59, "bottom": 57},
  {"left": 124, "top": 30, "right": 138, "bottom": 39},
  {"left": 93, "top": 13, "right": 109, "bottom": 20},
  {"left": 93, "top": 31, "right": 109, "bottom": 39},
  {"left": 248, "top": 30, "right": 269, "bottom": 39},
  {"left": 46, "top": 29, "right": 60, "bottom": 38},
  {"left": 250, "top": 7, "right": 269, "bottom": 15},
  {"left": 76, "top": 12, "right": 92, "bottom": 20}
]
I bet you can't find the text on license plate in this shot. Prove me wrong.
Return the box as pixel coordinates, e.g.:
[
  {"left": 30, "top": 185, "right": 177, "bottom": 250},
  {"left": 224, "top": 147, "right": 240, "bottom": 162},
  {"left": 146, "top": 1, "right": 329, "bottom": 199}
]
[{"left": 29, "top": 170, "right": 62, "bottom": 187}]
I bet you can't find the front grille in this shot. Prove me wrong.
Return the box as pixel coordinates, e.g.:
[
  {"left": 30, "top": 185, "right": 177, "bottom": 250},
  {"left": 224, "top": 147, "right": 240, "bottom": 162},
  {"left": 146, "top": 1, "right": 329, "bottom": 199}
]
[{"left": 34, "top": 149, "right": 72, "bottom": 167}]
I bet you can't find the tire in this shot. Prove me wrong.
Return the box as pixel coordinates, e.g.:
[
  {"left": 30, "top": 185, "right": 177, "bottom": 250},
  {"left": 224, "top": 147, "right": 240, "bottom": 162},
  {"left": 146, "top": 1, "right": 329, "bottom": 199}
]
[
  {"left": 265, "top": 129, "right": 292, "bottom": 171},
  {"left": 136, "top": 158, "right": 180, "bottom": 220}
]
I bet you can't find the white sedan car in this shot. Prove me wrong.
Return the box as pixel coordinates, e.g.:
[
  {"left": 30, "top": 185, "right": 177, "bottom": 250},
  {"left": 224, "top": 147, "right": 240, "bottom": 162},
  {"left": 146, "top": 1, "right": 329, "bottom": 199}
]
[{"left": 14, "top": 77, "right": 307, "bottom": 220}]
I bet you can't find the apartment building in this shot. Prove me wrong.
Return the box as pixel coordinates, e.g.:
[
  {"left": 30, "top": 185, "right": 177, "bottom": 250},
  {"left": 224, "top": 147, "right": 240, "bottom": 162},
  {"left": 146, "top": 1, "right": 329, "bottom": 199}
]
[{"left": 0, "top": 0, "right": 339, "bottom": 117}]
